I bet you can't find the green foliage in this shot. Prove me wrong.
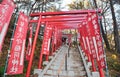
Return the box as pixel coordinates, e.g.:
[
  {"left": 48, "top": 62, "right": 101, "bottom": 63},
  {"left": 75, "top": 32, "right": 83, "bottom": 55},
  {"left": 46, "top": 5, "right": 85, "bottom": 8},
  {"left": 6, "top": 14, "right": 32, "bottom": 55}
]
[
  {"left": 107, "top": 57, "right": 120, "bottom": 71},
  {"left": 106, "top": 52, "right": 120, "bottom": 76},
  {"left": 0, "top": 67, "right": 4, "bottom": 76}
]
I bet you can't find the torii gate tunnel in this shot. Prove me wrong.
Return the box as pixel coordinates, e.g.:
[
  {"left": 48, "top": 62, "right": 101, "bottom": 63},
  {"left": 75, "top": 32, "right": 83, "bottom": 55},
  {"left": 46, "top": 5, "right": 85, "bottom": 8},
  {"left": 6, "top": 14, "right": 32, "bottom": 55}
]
[{"left": 25, "top": 10, "right": 106, "bottom": 77}]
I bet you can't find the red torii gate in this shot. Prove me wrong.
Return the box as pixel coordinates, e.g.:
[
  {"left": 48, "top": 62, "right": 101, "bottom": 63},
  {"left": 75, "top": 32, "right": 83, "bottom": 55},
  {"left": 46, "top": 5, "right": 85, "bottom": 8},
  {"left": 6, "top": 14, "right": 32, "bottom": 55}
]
[
  {"left": 38, "top": 22, "right": 82, "bottom": 67},
  {"left": 26, "top": 10, "right": 105, "bottom": 77},
  {"left": 37, "top": 18, "right": 86, "bottom": 69}
]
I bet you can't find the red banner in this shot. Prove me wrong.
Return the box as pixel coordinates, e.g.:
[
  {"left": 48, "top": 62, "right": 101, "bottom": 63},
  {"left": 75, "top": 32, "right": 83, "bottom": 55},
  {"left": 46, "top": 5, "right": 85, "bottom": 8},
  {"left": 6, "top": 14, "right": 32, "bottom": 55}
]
[
  {"left": 79, "top": 23, "right": 89, "bottom": 56},
  {"left": 86, "top": 13, "right": 96, "bottom": 59},
  {"left": 0, "top": 0, "right": 15, "bottom": 52},
  {"left": 1, "top": 0, "right": 14, "bottom": 6},
  {"left": 78, "top": 25, "right": 85, "bottom": 52},
  {"left": 54, "top": 27, "right": 57, "bottom": 44},
  {"left": 7, "top": 12, "right": 29, "bottom": 75},
  {"left": 26, "top": 25, "right": 32, "bottom": 61},
  {"left": 51, "top": 27, "right": 55, "bottom": 53},
  {"left": 2, "top": 0, "right": 15, "bottom": 7},
  {"left": 83, "top": 22, "right": 91, "bottom": 55},
  {"left": 91, "top": 13, "right": 105, "bottom": 68},
  {"left": 42, "top": 25, "right": 52, "bottom": 55}
]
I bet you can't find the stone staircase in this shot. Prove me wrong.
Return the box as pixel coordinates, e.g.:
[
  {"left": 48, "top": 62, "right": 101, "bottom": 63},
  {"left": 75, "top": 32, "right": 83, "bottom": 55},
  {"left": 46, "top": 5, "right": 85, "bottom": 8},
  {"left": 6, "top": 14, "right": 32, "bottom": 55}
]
[{"left": 35, "top": 45, "right": 87, "bottom": 77}]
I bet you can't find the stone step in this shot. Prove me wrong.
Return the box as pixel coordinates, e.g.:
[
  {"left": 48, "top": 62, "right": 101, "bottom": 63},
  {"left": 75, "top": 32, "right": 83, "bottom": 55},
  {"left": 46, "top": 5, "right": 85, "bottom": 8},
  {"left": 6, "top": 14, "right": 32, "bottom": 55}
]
[
  {"left": 47, "top": 69, "right": 86, "bottom": 72},
  {"left": 67, "top": 59, "right": 82, "bottom": 62},
  {"left": 46, "top": 69, "right": 86, "bottom": 73},
  {"left": 48, "top": 66, "right": 85, "bottom": 71},
  {"left": 43, "top": 75, "right": 87, "bottom": 77},
  {"left": 45, "top": 70, "right": 86, "bottom": 76},
  {"left": 51, "top": 63, "right": 83, "bottom": 66},
  {"left": 49, "top": 56, "right": 53, "bottom": 59},
  {"left": 43, "top": 61, "right": 49, "bottom": 65},
  {"left": 50, "top": 63, "right": 84, "bottom": 67}
]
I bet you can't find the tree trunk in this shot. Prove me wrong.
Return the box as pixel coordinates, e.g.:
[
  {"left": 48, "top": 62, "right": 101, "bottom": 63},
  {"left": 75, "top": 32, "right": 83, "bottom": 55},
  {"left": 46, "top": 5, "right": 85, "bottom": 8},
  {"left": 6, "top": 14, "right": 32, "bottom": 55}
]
[
  {"left": 103, "top": 15, "right": 107, "bottom": 34},
  {"left": 110, "top": 0, "right": 120, "bottom": 53},
  {"left": 93, "top": 0, "right": 98, "bottom": 8},
  {"left": 93, "top": 0, "right": 111, "bottom": 50},
  {"left": 99, "top": 19, "right": 111, "bottom": 50}
]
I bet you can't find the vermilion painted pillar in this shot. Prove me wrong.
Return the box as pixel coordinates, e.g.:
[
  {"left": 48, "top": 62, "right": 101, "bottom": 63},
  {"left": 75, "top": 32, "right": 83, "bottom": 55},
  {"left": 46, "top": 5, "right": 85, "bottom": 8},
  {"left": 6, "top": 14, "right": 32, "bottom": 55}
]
[
  {"left": 38, "top": 52, "right": 43, "bottom": 69},
  {"left": 91, "top": 59, "right": 96, "bottom": 71},
  {"left": 99, "top": 68, "right": 105, "bottom": 77},
  {"left": 26, "top": 15, "right": 42, "bottom": 77},
  {"left": 46, "top": 55, "right": 49, "bottom": 61}
]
